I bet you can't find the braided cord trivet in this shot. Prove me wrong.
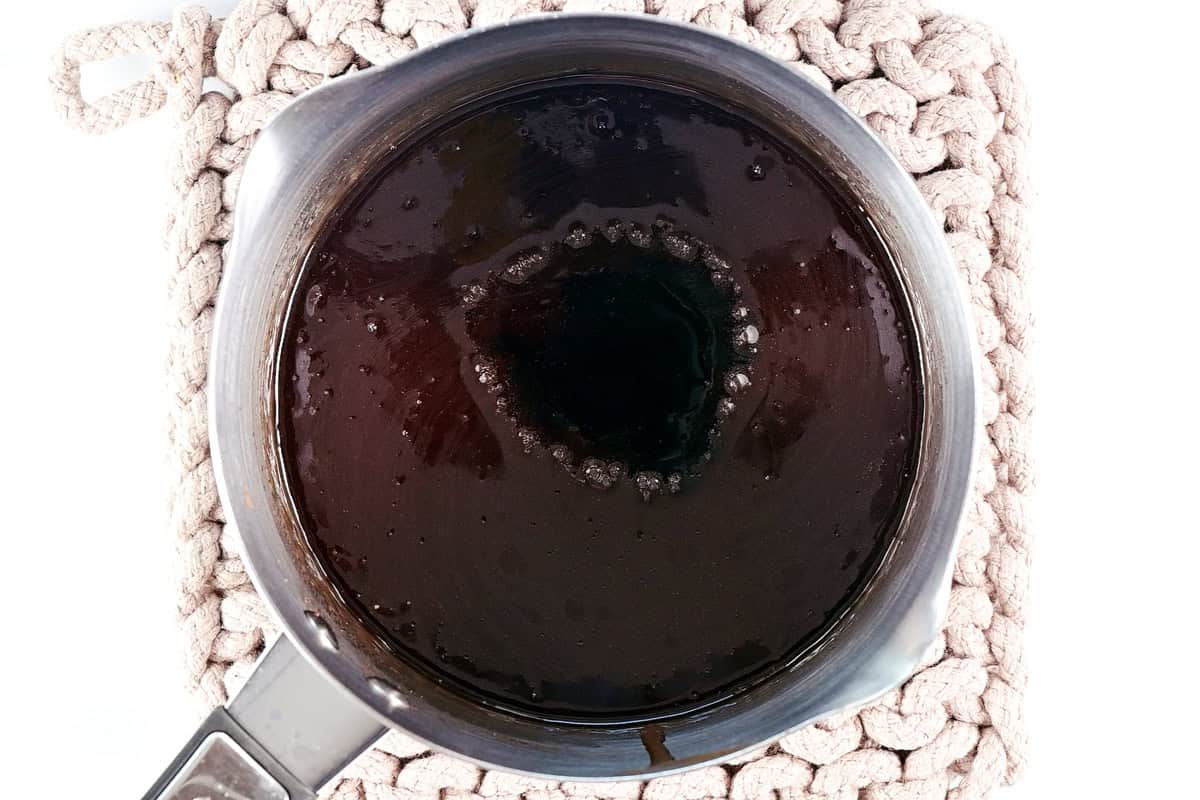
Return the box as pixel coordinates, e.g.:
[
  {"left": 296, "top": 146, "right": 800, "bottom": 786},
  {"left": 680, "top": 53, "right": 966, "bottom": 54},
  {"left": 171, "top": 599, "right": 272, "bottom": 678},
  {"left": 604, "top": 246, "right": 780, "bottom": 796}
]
[{"left": 50, "top": 2, "right": 1031, "bottom": 798}]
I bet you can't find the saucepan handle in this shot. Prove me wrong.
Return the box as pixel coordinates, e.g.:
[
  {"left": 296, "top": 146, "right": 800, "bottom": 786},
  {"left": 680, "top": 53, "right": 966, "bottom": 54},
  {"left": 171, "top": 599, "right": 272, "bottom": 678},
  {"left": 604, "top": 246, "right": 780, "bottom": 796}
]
[{"left": 142, "top": 636, "right": 387, "bottom": 800}]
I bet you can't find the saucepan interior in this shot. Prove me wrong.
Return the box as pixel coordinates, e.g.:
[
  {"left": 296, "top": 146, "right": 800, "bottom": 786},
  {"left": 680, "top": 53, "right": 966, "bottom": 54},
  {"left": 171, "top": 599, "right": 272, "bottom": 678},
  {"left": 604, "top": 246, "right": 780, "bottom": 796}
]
[{"left": 210, "top": 14, "right": 976, "bottom": 779}]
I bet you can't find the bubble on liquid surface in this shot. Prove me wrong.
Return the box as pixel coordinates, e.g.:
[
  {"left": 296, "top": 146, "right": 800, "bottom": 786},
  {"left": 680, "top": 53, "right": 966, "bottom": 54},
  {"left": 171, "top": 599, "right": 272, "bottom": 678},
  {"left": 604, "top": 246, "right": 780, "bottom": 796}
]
[
  {"left": 564, "top": 223, "right": 593, "bottom": 249},
  {"left": 502, "top": 248, "right": 549, "bottom": 284},
  {"left": 582, "top": 457, "right": 618, "bottom": 490},
  {"left": 634, "top": 471, "right": 664, "bottom": 501},
  {"left": 587, "top": 107, "right": 616, "bottom": 137},
  {"left": 724, "top": 372, "right": 751, "bottom": 394},
  {"left": 747, "top": 156, "right": 772, "bottom": 181},
  {"left": 702, "top": 248, "right": 731, "bottom": 273},
  {"left": 474, "top": 355, "right": 499, "bottom": 387},
  {"left": 460, "top": 282, "right": 487, "bottom": 306},
  {"left": 627, "top": 224, "right": 652, "bottom": 248},
  {"left": 662, "top": 232, "right": 698, "bottom": 261},
  {"left": 602, "top": 219, "right": 625, "bottom": 242}
]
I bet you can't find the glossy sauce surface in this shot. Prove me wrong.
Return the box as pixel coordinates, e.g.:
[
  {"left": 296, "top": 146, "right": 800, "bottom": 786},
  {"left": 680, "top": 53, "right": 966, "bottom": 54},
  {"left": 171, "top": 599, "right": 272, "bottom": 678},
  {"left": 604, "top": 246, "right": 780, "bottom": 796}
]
[{"left": 279, "top": 82, "right": 920, "bottom": 718}]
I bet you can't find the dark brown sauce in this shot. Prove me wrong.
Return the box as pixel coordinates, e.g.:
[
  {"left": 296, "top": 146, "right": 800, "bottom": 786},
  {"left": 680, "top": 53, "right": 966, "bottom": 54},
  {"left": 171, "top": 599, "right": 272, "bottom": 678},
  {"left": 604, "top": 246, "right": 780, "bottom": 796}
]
[{"left": 278, "top": 81, "right": 920, "bottom": 720}]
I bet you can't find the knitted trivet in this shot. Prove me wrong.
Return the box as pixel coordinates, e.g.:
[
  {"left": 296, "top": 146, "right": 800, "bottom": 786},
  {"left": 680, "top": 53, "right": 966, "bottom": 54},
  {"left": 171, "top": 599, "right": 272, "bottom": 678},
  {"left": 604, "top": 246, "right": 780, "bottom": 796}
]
[{"left": 51, "top": 2, "right": 1031, "bottom": 798}]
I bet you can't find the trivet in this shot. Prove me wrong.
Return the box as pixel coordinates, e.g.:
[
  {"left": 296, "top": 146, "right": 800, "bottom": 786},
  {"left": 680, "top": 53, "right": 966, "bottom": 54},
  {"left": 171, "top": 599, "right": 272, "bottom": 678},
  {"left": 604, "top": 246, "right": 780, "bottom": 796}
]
[{"left": 50, "top": 2, "right": 1032, "bottom": 798}]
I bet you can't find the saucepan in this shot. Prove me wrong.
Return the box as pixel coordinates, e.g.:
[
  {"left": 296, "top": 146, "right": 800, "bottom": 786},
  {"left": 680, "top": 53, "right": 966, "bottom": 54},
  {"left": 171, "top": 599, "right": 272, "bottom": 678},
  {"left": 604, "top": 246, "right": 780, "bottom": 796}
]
[{"left": 143, "top": 13, "right": 976, "bottom": 800}]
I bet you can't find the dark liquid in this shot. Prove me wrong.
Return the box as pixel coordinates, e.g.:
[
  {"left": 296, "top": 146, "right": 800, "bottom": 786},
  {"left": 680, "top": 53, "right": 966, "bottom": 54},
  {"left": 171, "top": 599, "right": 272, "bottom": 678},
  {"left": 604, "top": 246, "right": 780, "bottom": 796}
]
[
  {"left": 469, "top": 237, "right": 747, "bottom": 481},
  {"left": 279, "top": 81, "right": 920, "bottom": 719}
]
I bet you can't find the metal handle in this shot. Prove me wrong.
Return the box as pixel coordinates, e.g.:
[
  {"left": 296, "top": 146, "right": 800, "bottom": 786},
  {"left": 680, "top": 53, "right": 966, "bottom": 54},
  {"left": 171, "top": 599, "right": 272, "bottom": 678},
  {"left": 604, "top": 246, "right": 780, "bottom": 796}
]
[{"left": 143, "top": 636, "right": 387, "bottom": 799}]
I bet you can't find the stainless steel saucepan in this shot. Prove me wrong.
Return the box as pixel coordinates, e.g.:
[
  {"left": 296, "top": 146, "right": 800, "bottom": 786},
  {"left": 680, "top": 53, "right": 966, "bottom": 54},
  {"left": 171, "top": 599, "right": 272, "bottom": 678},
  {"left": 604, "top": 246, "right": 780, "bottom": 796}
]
[{"left": 143, "top": 13, "right": 977, "bottom": 799}]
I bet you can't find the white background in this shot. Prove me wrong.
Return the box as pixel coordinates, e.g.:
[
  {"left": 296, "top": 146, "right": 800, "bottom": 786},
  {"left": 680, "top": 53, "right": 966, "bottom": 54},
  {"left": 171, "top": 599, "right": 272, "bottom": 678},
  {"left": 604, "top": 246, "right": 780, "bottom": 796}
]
[{"left": 4, "top": 1, "right": 1198, "bottom": 797}]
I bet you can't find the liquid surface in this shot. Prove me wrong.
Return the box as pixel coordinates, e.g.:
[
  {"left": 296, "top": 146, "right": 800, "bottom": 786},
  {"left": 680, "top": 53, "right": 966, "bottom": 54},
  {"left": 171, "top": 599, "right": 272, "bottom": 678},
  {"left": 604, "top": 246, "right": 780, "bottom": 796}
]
[{"left": 279, "top": 82, "right": 920, "bottom": 718}]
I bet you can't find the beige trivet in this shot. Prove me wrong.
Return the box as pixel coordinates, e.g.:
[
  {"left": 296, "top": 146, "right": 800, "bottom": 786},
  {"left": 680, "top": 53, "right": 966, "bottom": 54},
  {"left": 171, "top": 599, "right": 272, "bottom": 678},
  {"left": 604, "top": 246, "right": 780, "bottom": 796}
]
[{"left": 50, "top": 2, "right": 1032, "bottom": 798}]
